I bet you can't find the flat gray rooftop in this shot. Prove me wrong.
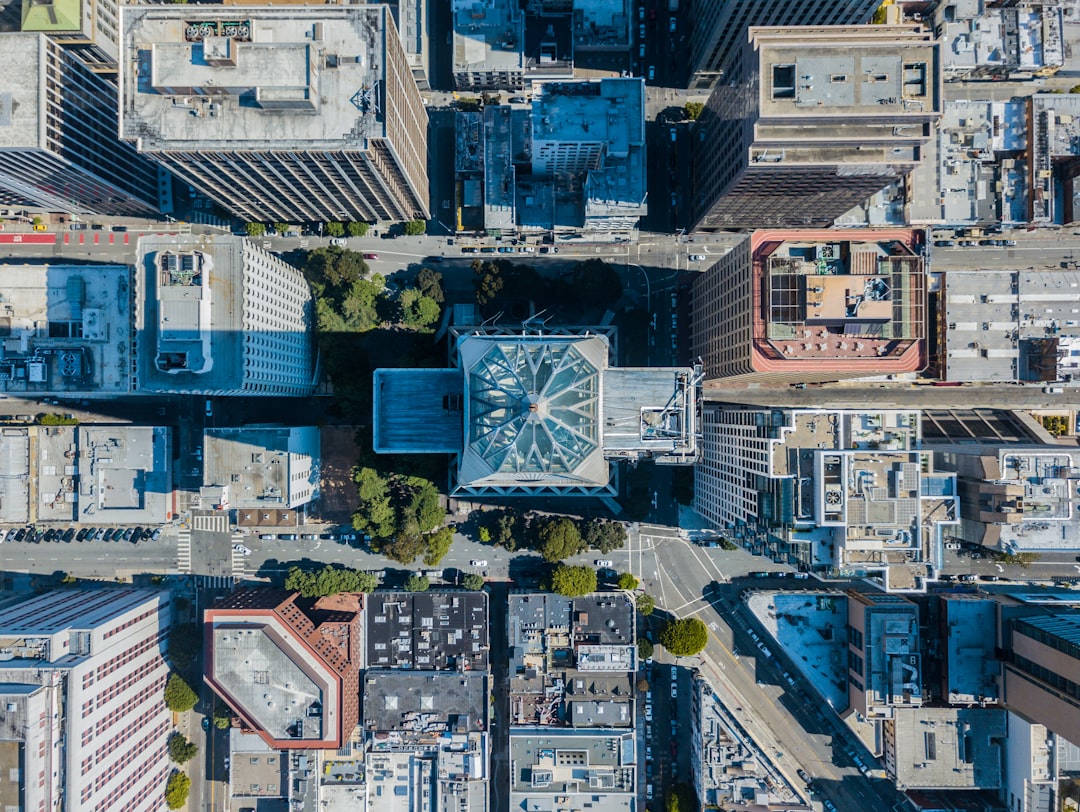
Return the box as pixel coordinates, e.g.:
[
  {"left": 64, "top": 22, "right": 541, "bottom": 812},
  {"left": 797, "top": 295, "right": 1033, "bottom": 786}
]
[
  {"left": 889, "top": 708, "right": 1006, "bottom": 790},
  {"left": 509, "top": 729, "right": 636, "bottom": 802},
  {"left": 0, "top": 34, "right": 45, "bottom": 151},
  {"left": 366, "top": 592, "right": 489, "bottom": 670},
  {"left": 204, "top": 426, "right": 319, "bottom": 509},
  {"left": 362, "top": 671, "right": 487, "bottom": 732},
  {"left": 943, "top": 596, "right": 999, "bottom": 705},
  {"left": 212, "top": 622, "right": 331, "bottom": 744},
  {"left": 373, "top": 369, "right": 463, "bottom": 454},
  {"left": 76, "top": 426, "right": 171, "bottom": 524},
  {"left": 121, "top": 6, "right": 394, "bottom": 150}
]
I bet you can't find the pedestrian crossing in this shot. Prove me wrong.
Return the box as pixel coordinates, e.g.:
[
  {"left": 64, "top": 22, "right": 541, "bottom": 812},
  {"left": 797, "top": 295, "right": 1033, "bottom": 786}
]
[
  {"left": 193, "top": 513, "right": 230, "bottom": 533},
  {"left": 194, "top": 575, "right": 236, "bottom": 589},
  {"left": 231, "top": 531, "right": 247, "bottom": 581},
  {"left": 176, "top": 528, "right": 191, "bottom": 573}
]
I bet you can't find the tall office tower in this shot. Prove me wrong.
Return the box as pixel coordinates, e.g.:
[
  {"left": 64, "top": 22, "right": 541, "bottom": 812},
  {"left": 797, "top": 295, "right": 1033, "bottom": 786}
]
[
  {"left": 690, "top": 229, "right": 927, "bottom": 385},
  {"left": 20, "top": 0, "right": 122, "bottom": 73},
  {"left": 0, "top": 589, "right": 172, "bottom": 812},
  {"left": 135, "top": 235, "right": 316, "bottom": 396},
  {"left": 688, "top": 0, "right": 880, "bottom": 90},
  {"left": 120, "top": 6, "right": 429, "bottom": 223},
  {"left": 846, "top": 591, "right": 922, "bottom": 720},
  {"left": 1002, "top": 612, "right": 1080, "bottom": 746},
  {"left": 930, "top": 443, "right": 1080, "bottom": 555},
  {"left": 692, "top": 26, "right": 941, "bottom": 231},
  {"left": 0, "top": 33, "right": 165, "bottom": 215}
]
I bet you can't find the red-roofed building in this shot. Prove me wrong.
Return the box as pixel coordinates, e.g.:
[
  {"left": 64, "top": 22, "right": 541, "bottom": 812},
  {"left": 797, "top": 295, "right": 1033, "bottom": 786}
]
[
  {"left": 692, "top": 229, "right": 927, "bottom": 385},
  {"left": 204, "top": 588, "right": 362, "bottom": 749}
]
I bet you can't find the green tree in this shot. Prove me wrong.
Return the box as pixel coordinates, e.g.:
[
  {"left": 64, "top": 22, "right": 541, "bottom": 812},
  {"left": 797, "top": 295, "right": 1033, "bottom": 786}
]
[
  {"left": 245, "top": 222, "right": 266, "bottom": 237},
  {"left": 405, "top": 574, "right": 430, "bottom": 592},
  {"left": 550, "top": 564, "right": 597, "bottom": 597},
  {"left": 416, "top": 267, "right": 445, "bottom": 303},
  {"left": 637, "top": 637, "right": 654, "bottom": 660},
  {"left": 352, "top": 467, "right": 396, "bottom": 539},
  {"left": 617, "top": 572, "right": 638, "bottom": 590},
  {"left": 535, "top": 517, "right": 583, "bottom": 563},
  {"left": 462, "top": 573, "right": 485, "bottom": 591},
  {"left": 423, "top": 526, "right": 454, "bottom": 566},
  {"left": 635, "top": 593, "right": 655, "bottom": 616},
  {"left": 325, "top": 221, "right": 345, "bottom": 237},
  {"left": 273, "top": 222, "right": 290, "bottom": 235},
  {"left": 284, "top": 565, "right": 378, "bottom": 597},
  {"left": 403, "top": 219, "right": 427, "bottom": 236},
  {"left": 659, "top": 617, "right": 708, "bottom": 657},
  {"left": 39, "top": 413, "right": 78, "bottom": 426},
  {"left": 347, "top": 221, "right": 369, "bottom": 237},
  {"left": 399, "top": 288, "right": 441, "bottom": 327},
  {"left": 994, "top": 551, "right": 1042, "bottom": 569},
  {"left": 212, "top": 702, "right": 232, "bottom": 730},
  {"left": 666, "top": 783, "right": 697, "bottom": 812},
  {"left": 580, "top": 518, "right": 626, "bottom": 553},
  {"left": 163, "top": 673, "right": 198, "bottom": 713},
  {"left": 494, "top": 509, "right": 519, "bottom": 550},
  {"left": 32, "top": 216, "right": 43, "bottom": 227},
  {"left": 684, "top": 101, "right": 704, "bottom": 120},
  {"left": 401, "top": 476, "right": 444, "bottom": 534},
  {"left": 472, "top": 260, "right": 505, "bottom": 307},
  {"left": 164, "top": 770, "right": 191, "bottom": 810},
  {"left": 379, "top": 531, "right": 428, "bottom": 565},
  {"left": 168, "top": 732, "right": 198, "bottom": 764},
  {"left": 168, "top": 623, "right": 203, "bottom": 673},
  {"left": 478, "top": 527, "right": 492, "bottom": 543}
]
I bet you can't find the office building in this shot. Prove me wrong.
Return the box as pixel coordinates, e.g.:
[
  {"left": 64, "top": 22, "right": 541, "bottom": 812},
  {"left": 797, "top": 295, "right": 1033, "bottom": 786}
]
[
  {"left": 691, "top": 229, "right": 927, "bottom": 385},
  {"left": 456, "top": 78, "right": 646, "bottom": 235},
  {"left": 1003, "top": 712, "right": 1063, "bottom": 812},
  {"left": 688, "top": 0, "right": 880, "bottom": 90},
  {"left": 690, "top": 674, "right": 809, "bottom": 809},
  {"left": 0, "top": 262, "right": 134, "bottom": 397},
  {"left": 692, "top": 26, "right": 941, "bottom": 231},
  {"left": 375, "top": 328, "right": 700, "bottom": 496},
  {"left": 0, "top": 424, "right": 173, "bottom": 525},
  {"left": 134, "top": 235, "right": 316, "bottom": 396},
  {"left": 509, "top": 729, "right": 637, "bottom": 812},
  {"left": 120, "top": 5, "right": 429, "bottom": 223},
  {"left": 365, "top": 591, "right": 489, "bottom": 671},
  {"left": 507, "top": 592, "right": 636, "bottom": 728},
  {"left": 205, "top": 588, "right": 363, "bottom": 750},
  {"left": 695, "top": 408, "right": 956, "bottom": 591},
  {"left": 940, "top": 270, "right": 1080, "bottom": 384},
  {"left": 20, "top": 0, "right": 123, "bottom": 72},
  {"left": 0, "top": 33, "right": 165, "bottom": 215},
  {"left": 202, "top": 426, "right": 320, "bottom": 510},
  {"left": 934, "top": 0, "right": 1063, "bottom": 82},
  {"left": 0, "top": 588, "right": 172, "bottom": 812},
  {"left": 846, "top": 591, "right": 922, "bottom": 721},
  {"left": 882, "top": 707, "right": 1006, "bottom": 790},
  {"left": 1001, "top": 611, "right": 1080, "bottom": 747},
  {"left": 931, "top": 443, "right": 1080, "bottom": 553},
  {"left": 363, "top": 671, "right": 490, "bottom": 812},
  {"left": 940, "top": 594, "right": 1000, "bottom": 706}
]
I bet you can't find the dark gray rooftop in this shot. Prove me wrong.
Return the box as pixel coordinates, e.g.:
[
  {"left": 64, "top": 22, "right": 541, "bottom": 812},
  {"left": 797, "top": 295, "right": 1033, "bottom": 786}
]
[
  {"left": 366, "top": 592, "right": 489, "bottom": 671},
  {"left": 362, "top": 671, "right": 487, "bottom": 733}
]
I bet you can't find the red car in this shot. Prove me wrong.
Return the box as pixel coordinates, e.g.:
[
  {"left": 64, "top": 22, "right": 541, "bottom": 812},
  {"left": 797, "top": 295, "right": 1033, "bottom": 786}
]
[{"left": 362, "top": 253, "right": 378, "bottom": 260}]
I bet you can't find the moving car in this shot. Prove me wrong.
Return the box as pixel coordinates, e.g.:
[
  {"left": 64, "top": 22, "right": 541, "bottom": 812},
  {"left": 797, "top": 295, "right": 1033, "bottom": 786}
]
[
  {"left": 595, "top": 559, "right": 613, "bottom": 568},
  {"left": 32, "top": 223, "right": 47, "bottom": 231},
  {"left": 669, "top": 16, "right": 677, "bottom": 31},
  {"left": 689, "top": 254, "right": 707, "bottom": 261},
  {"left": 330, "top": 237, "right": 347, "bottom": 247},
  {"left": 470, "top": 559, "right": 488, "bottom": 567},
  {"left": 362, "top": 253, "right": 378, "bottom": 260},
  {"left": 233, "top": 544, "right": 252, "bottom": 555}
]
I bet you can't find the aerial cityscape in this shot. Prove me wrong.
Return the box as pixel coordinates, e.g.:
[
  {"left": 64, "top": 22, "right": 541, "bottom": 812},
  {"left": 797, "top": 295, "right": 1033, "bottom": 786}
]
[{"left": 3, "top": 0, "right": 1080, "bottom": 811}]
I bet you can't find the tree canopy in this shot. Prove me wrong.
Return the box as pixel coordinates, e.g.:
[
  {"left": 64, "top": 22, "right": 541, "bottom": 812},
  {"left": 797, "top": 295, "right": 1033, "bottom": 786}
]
[
  {"left": 212, "top": 702, "right": 232, "bottom": 730},
  {"left": 168, "top": 733, "right": 198, "bottom": 764},
  {"left": 404, "top": 219, "right": 427, "bottom": 236},
  {"left": 284, "top": 565, "right": 378, "bottom": 597},
  {"left": 551, "top": 564, "right": 597, "bottom": 597},
  {"left": 617, "top": 572, "right": 638, "bottom": 590},
  {"left": 684, "top": 101, "right": 704, "bottom": 120},
  {"left": 164, "top": 770, "right": 191, "bottom": 810},
  {"left": 462, "top": 573, "right": 485, "bottom": 591},
  {"left": 635, "top": 593, "right": 655, "bottom": 616},
  {"left": 659, "top": 617, "right": 708, "bottom": 657},
  {"left": 535, "top": 517, "right": 583, "bottom": 563},
  {"left": 637, "top": 637, "right": 654, "bottom": 661},
  {"left": 347, "top": 221, "right": 369, "bottom": 237},
  {"left": 163, "top": 673, "right": 198, "bottom": 713},
  {"left": 325, "top": 221, "right": 345, "bottom": 237},
  {"left": 581, "top": 518, "right": 626, "bottom": 553},
  {"left": 405, "top": 574, "right": 430, "bottom": 592},
  {"left": 423, "top": 526, "right": 454, "bottom": 566},
  {"left": 244, "top": 222, "right": 265, "bottom": 236}
]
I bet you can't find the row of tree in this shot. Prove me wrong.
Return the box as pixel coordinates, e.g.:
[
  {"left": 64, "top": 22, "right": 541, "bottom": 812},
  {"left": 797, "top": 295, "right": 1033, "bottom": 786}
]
[
  {"left": 476, "top": 510, "right": 627, "bottom": 562},
  {"left": 352, "top": 468, "right": 457, "bottom": 566}
]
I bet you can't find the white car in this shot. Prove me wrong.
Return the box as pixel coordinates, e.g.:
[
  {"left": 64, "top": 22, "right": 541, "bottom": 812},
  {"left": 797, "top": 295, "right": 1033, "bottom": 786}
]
[
  {"left": 689, "top": 254, "right": 707, "bottom": 261},
  {"left": 644, "top": 705, "right": 653, "bottom": 721},
  {"left": 670, "top": 682, "right": 678, "bottom": 698},
  {"left": 595, "top": 559, "right": 613, "bottom": 568},
  {"left": 330, "top": 237, "right": 347, "bottom": 247},
  {"left": 233, "top": 544, "right": 252, "bottom": 555},
  {"left": 646, "top": 785, "right": 653, "bottom": 801},
  {"left": 470, "top": 559, "right": 488, "bottom": 567}
]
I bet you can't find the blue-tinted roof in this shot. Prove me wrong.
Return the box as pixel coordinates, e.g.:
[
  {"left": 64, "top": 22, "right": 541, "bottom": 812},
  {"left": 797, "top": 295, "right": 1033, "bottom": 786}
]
[{"left": 467, "top": 340, "right": 599, "bottom": 475}]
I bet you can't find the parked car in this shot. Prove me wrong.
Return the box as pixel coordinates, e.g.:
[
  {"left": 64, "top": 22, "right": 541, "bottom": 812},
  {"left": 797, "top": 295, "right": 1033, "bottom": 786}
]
[
  {"left": 497, "top": 247, "right": 514, "bottom": 253},
  {"left": 1004, "top": 239, "right": 1017, "bottom": 246},
  {"left": 63, "top": 528, "right": 75, "bottom": 542},
  {"left": 461, "top": 246, "right": 478, "bottom": 253},
  {"left": 32, "top": 223, "right": 47, "bottom": 231},
  {"left": 69, "top": 223, "right": 88, "bottom": 230},
  {"left": 945, "top": 542, "right": 961, "bottom": 550},
  {"left": 151, "top": 527, "right": 163, "bottom": 541},
  {"left": 480, "top": 246, "right": 496, "bottom": 253},
  {"left": 76, "top": 528, "right": 89, "bottom": 541},
  {"left": 259, "top": 534, "right": 275, "bottom": 540},
  {"left": 103, "top": 528, "right": 115, "bottom": 541},
  {"left": 300, "top": 533, "right": 317, "bottom": 540},
  {"left": 279, "top": 533, "right": 298, "bottom": 540},
  {"left": 648, "top": 65, "right": 655, "bottom": 81},
  {"left": 670, "top": 682, "right": 677, "bottom": 698},
  {"left": 933, "top": 239, "right": 955, "bottom": 247},
  {"left": 669, "top": 16, "right": 677, "bottom": 31}
]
